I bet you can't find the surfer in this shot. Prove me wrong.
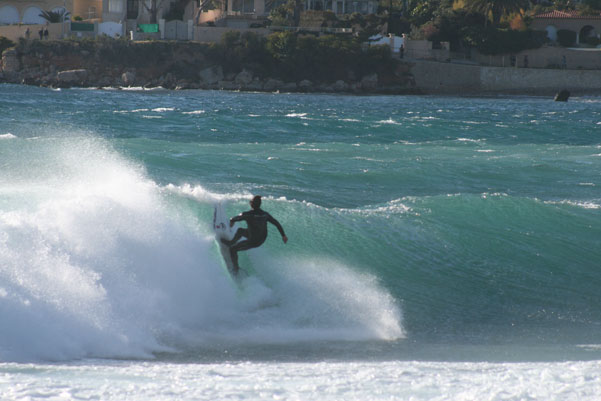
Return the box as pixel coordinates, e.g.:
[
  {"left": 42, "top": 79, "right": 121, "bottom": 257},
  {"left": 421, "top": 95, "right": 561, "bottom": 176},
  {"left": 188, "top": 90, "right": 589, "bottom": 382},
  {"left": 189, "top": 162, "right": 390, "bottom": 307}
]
[{"left": 221, "top": 195, "right": 288, "bottom": 274}]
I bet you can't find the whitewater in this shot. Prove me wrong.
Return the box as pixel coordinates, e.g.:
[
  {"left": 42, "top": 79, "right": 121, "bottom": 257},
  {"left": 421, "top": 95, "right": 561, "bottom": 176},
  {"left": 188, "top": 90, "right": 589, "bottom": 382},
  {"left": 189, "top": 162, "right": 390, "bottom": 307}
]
[{"left": 1, "top": 84, "right": 600, "bottom": 400}]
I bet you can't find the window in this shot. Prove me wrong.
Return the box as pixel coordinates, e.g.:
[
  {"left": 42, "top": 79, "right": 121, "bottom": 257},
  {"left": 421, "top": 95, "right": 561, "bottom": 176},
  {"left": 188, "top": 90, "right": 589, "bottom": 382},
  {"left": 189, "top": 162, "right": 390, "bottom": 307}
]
[
  {"left": 127, "top": 0, "right": 139, "bottom": 19},
  {"left": 109, "top": 0, "right": 123, "bottom": 14}
]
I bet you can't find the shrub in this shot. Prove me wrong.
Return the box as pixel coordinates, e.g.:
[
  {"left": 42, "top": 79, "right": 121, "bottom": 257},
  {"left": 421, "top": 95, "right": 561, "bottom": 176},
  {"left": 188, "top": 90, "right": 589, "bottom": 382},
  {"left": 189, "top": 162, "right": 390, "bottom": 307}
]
[
  {"left": 203, "top": 30, "right": 398, "bottom": 84},
  {"left": 557, "top": 29, "right": 577, "bottom": 47},
  {"left": 0, "top": 36, "right": 15, "bottom": 55},
  {"left": 468, "top": 27, "right": 547, "bottom": 55},
  {"left": 510, "top": 14, "right": 526, "bottom": 31},
  {"left": 584, "top": 0, "right": 601, "bottom": 9},
  {"left": 420, "top": 21, "right": 440, "bottom": 41}
]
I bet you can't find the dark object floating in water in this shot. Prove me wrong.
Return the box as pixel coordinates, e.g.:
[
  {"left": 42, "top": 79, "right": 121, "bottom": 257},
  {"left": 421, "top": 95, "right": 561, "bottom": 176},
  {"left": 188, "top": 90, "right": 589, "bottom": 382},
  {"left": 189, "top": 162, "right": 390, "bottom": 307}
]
[{"left": 554, "top": 89, "right": 570, "bottom": 102}]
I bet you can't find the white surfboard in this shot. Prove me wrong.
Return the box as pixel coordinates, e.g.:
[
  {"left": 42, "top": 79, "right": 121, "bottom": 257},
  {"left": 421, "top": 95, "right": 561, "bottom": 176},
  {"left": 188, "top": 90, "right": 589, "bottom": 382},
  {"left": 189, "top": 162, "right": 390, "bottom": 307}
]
[{"left": 213, "top": 202, "right": 238, "bottom": 278}]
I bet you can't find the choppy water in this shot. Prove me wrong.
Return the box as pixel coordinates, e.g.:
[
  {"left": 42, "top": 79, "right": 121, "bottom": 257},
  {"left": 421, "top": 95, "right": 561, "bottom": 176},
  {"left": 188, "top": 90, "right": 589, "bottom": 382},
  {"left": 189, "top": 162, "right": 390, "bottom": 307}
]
[{"left": 1, "top": 84, "right": 600, "bottom": 399}]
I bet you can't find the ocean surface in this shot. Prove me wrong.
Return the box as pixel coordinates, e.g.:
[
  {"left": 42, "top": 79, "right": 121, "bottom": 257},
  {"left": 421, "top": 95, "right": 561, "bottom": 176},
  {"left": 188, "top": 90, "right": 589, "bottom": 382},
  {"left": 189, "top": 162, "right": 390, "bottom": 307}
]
[{"left": 1, "top": 83, "right": 600, "bottom": 399}]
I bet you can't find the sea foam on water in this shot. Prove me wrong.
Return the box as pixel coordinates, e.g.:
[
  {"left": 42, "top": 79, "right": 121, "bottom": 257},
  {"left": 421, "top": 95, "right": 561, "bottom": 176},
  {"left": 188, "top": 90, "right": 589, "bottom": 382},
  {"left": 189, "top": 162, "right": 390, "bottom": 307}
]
[{"left": 0, "top": 135, "right": 404, "bottom": 361}]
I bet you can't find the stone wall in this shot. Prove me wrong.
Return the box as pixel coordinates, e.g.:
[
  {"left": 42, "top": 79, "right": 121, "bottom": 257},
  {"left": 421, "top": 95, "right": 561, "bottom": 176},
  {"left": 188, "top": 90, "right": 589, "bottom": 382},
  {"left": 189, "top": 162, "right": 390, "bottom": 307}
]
[
  {"left": 404, "top": 39, "right": 451, "bottom": 61},
  {"left": 471, "top": 45, "right": 601, "bottom": 70},
  {"left": 411, "top": 59, "right": 601, "bottom": 94},
  {"left": 410, "top": 60, "right": 481, "bottom": 93}
]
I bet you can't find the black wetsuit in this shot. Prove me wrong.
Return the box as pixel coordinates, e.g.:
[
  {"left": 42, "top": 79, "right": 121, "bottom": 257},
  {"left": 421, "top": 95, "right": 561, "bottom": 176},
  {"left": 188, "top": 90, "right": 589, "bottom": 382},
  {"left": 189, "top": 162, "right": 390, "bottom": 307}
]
[{"left": 226, "top": 208, "right": 286, "bottom": 271}]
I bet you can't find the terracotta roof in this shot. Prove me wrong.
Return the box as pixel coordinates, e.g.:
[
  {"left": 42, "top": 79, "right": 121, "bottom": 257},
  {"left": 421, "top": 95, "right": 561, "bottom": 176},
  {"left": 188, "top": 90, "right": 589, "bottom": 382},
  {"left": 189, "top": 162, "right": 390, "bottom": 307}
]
[{"left": 534, "top": 10, "right": 601, "bottom": 19}]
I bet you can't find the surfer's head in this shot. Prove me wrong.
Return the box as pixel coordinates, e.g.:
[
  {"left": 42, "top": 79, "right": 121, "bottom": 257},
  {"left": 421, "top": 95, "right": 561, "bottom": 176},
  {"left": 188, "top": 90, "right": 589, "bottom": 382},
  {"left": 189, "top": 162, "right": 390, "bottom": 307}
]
[{"left": 250, "top": 195, "right": 262, "bottom": 209}]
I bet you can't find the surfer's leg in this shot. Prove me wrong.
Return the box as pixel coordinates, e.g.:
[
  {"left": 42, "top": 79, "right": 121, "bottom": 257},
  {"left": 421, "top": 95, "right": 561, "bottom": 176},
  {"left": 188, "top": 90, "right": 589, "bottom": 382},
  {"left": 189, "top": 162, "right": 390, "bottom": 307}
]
[
  {"left": 222, "top": 228, "right": 248, "bottom": 246},
  {"left": 229, "top": 240, "right": 255, "bottom": 272}
]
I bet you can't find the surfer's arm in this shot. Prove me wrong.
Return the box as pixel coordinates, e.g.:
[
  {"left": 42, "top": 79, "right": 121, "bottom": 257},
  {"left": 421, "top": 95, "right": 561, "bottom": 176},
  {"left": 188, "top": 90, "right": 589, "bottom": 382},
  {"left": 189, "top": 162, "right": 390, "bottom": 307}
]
[
  {"left": 267, "top": 214, "right": 288, "bottom": 243},
  {"left": 229, "top": 212, "right": 248, "bottom": 227}
]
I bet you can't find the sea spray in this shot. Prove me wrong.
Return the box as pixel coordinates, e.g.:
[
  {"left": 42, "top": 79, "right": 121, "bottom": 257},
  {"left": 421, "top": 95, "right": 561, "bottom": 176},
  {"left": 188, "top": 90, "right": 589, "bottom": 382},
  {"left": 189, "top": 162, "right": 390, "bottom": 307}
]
[{"left": 0, "top": 135, "right": 405, "bottom": 361}]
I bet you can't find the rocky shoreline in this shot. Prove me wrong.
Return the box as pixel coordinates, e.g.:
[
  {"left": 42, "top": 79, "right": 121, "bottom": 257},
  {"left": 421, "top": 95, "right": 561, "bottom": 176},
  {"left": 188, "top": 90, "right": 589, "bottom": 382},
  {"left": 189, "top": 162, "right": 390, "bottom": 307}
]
[{"left": 0, "top": 40, "right": 419, "bottom": 95}]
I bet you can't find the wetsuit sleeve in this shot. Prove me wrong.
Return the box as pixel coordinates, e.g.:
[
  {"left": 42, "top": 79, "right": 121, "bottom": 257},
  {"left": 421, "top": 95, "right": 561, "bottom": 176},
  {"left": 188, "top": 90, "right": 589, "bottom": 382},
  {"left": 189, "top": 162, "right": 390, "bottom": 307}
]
[
  {"left": 267, "top": 213, "right": 286, "bottom": 238},
  {"left": 230, "top": 211, "right": 249, "bottom": 224}
]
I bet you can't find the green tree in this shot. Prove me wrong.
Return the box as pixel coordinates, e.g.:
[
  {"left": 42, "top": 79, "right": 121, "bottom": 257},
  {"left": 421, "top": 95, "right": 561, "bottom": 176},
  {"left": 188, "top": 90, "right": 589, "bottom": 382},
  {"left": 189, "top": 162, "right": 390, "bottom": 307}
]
[
  {"left": 39, "top": 9, "right": 71, "bottom": 23},
  {"left": 408, "top": 0, "right": 442, "bottom": 26},
  {"left": 163, "top": 0, "right": 191, "bottom": 21},
  {"left": 0, "top": 36, "right": 15, "bottom": 55},
  {"left": 583, "top": 0, "right": 601, "bottom": 10},
  {"left": 464, "top": 0, "right": 529, "bottom": 27}
]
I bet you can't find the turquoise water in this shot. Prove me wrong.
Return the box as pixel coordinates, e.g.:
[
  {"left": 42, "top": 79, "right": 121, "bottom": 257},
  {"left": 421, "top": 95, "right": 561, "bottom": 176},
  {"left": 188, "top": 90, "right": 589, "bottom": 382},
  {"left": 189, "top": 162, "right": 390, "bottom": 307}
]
[{"left": 1, "top": 84, "right": 601, "bottom": 398}]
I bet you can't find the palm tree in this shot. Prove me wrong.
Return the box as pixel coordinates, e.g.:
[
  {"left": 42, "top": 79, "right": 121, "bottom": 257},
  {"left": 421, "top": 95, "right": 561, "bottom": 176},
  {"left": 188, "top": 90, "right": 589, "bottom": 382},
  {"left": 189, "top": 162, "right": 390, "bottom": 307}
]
[
  {"left": 39, "top": 9, "right": 71, "bottom": 23},
  {"left": 464, "top": 0, "right": 528, "bottom": 26},
  {"left": 141, "top": 0, "right": 164, "bottom": 23}
]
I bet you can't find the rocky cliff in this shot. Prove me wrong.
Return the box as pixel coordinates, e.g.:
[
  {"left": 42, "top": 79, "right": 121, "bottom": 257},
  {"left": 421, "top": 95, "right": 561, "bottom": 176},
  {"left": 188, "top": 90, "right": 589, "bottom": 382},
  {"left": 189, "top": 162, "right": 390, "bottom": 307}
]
[{"left": 0, "top": 38, "right": 418, "bottom": 94}]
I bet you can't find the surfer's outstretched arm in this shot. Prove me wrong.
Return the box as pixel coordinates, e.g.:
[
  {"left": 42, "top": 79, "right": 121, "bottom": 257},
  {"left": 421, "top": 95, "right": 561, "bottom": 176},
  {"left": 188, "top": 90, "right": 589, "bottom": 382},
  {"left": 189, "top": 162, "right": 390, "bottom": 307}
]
[
  {"left": 229, "top": 213, "right": 247, "bottom": 227},
  {"left": 267, "top": 214, "right": 288, "bottom": 243}
]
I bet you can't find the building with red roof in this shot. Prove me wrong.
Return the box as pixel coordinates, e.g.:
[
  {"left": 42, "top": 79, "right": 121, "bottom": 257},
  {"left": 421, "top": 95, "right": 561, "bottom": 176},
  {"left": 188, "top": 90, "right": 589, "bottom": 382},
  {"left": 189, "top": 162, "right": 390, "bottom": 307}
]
[{"left": 532, "top": 10, "right": 601, "bottom": 44}]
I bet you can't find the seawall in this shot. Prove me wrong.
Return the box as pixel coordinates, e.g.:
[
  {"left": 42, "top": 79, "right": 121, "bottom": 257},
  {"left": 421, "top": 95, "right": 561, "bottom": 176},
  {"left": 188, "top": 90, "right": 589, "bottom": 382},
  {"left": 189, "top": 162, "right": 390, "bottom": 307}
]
[{"left": 411, "top": 59, "right": 601, "bottom": 95}]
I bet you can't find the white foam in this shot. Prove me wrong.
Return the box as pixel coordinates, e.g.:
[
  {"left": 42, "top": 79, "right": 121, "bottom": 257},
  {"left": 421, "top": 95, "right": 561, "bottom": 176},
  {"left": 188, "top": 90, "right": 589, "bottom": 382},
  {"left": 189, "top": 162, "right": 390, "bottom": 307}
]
[
  {"left": 457, "top": 137, "right": 484, "bottom": 143},
  {"left": 113, "top": 109, "right": 149, "bottom": 114},
  {"left": 0, "top": 139, "right": 236, "bottom": 361},
  {"left": 546, "top": 200, "right": 601, "bottom": 209},
  {"left": 2, "top": 359, "right": 600, "bottom": 400},
  {"left": 162, "top": 183, "right": 249, "bottom": 203},
  {"left": 0, "top": 133, "right": 16, "bottom": 139},
  {"left": 0, "top": 140, "right": 403, "bottom": 361},
  {"left": 232, "top": 255, "right": 404, "bottom": 343},
  {"left": 377, "top": 118, "right": 401, "bottom": 125}
]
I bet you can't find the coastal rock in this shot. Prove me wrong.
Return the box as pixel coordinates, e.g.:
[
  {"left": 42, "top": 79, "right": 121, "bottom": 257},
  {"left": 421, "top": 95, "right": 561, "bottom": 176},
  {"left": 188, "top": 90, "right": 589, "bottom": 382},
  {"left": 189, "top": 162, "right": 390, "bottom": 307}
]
[
  {"left": 349, "top": 82, "right": 361, "bottom": 93},
  {"left": 121, "top": 70, "right": 136, "bottom": 86},
  {"left": 57, "top": 69, "right": 88, "bottom": 83},
  {"left": 218, "top": 80, "right": 238, "bottom": 90},
  {"left": 1, "top": 49, "right": 20, "bottom": 73},
  {"left": 176, "top": 80, "right": 198, "bottom": 90},
  {"left": 554, "top": 89, "right": 570, "bottom": 102},
  {"left": 244, "top": 77, "right": 263, "bottom": 91},
  {"left": 298, "top": 79, "right": 313, "bottom": 92},
  {"left": 318, "top": 83, "right": 334, "bottom": 92},
  {"left": 97, "top": 77, "right": 113, "bottom": 87},
  {"left": 263, "top": 78, "right": 284, "bottom": 91},
  {"left": 360, "top": 73, "right": 378, "bottom": 90},
  {"left": 160, "top": 72, "right": 176, "bottom": 89},
  {"left": 235, "top": 70, "right": 253, "bottom": 85},
  {"left": 282, "top": 82, "right": 297, "bottom": 92},
  {"left": 333, "top": 80, "right": 348, "bottom": 91},
  {"left": 199, "top": 65, "right": 223, "bottom": 84}
]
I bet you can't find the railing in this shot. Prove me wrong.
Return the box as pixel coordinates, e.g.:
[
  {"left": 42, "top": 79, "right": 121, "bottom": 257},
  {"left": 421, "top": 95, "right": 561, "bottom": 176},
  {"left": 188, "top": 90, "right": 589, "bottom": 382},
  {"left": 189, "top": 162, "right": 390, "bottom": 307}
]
[
  {"left": 224, "top": 11, "right": 263, "bottom": 18},
  {"left": 268, "top": 26, "right": 352, "bottom": 34}
]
